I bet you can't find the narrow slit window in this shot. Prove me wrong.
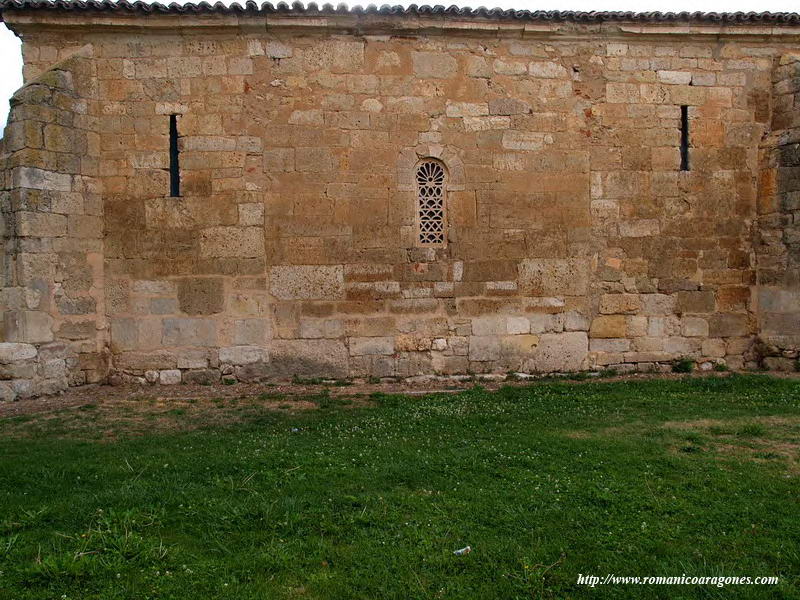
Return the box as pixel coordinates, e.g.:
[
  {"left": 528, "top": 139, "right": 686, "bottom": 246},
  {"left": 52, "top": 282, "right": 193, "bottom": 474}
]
[
  {"left": 680, "top": 105, "right": 689, "bottom": 171},
  {"left": 169, "top": 114, "right": 181, "bottom": 197},
  {"left": 416, "top": 160, "right": 446, "bottom": 246}
]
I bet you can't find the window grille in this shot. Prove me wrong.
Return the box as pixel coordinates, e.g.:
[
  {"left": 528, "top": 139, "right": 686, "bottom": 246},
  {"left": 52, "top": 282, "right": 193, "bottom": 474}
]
[{"left": 416, "top": 160, "right": 446, "bottom": 246}]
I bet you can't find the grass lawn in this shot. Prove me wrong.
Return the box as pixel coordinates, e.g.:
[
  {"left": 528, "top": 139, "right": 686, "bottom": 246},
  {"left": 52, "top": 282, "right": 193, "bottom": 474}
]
[{"left": 1, "top": 374, "right": 799, "bottom": 599}]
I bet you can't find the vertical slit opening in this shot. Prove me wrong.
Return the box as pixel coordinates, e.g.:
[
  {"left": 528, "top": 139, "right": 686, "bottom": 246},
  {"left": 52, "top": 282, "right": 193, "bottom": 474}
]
[
  {"left": 169, "top": 114, "right": 180, "bottom": 197},
  {"left": 680, "top": 105, "right": 689, "bottom": 171}
]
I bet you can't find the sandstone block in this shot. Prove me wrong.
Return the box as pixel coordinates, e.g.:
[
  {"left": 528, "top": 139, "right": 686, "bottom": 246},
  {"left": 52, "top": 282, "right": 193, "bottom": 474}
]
[
  {"left": 270, "top": 339, "right": 348, "bottom": 378},
  {"left": 681, "top": 317, "right": 709, "bottom": 337},
  {"left": 528, "top": 332, "right": 588, "bottom": 372},
  {"left": 159, "top": 369, "right": 182, "bottom": 385},
  {"left": 502, "top": 131, "right": 546, "bottom": 151},
  {"left": 178, "top": 278, "right": 224, "bottom": 315},
  {"left": 199, "top": 227, "right": 264, "bottom": 258},
  {"left": 469, "top": 336, "right": 501, "bottom": 362},
  {"left": 677, "top": 291, "right": 715, "bottom": 314},
  {"left": 183, "top": 369, "right": 221, "bottom": 385},
  {"left": 641, "top": 294, "right": 676, "bottom": 316},
  {"left": 589, "top": 315, "right": 627, "bottom": 338},
  {"left": 349, "top": 336, "right": 394, "bottom": 356},
  {"left": 488, "top": 98, "right": 530, "bottom": 115},
  {"left": 12, "top": 167, "right": 71, "bottom": 192},
  {"left": 708, "top": 314, "right": 750, "bottom": 337},
  {"left": 528, "top": 61, "right": 567, "bottom": 78},
  {"left": 270, "top": 266, "right": 344, "bottom": 300},
  {"left": 219, "top": 345, "right": 267, "bottom": 365},
  {"left": 471, "top": 315, "right": 508, "bottom": 336},
  {"left": 519, "top": 259, "right": 588, "bottom": 296},
  {"left": 395, "top": 334, "right": 432, "bottom": 352},
  {"left": 266, "top": 41, "right": 292, "bottom": 59},
  {"left": 162, "top": 318, "right": 217, "bottom": 347},
  {"left": 600, "top": 294, "right": 641, "bottom": 314},
  {"left": 412, "top": 52, "right": 457, "bottom": 78},
  {"left": 702, "top": 338, "right": 726, "bottom": 358},
  {"left": 445, "top": 102, "right": 489, "bottom": 117},
  {"left": 0, "top": 343, "right": 37, "bottom": 363},
  {"left": 16, "top": 211, "right": 67, "bottom": 237},
  {"left": 111, "top": 317, "right": 139, "bottom": 352},
  {"left": 176, "top": 349, "right": 210, "bottom": 369}
]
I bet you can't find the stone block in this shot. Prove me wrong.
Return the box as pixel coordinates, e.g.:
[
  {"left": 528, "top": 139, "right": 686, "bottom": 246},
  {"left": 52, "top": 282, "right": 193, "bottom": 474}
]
[
  {"left": 270, "top": 266, "right": 344, "bottom": 300},
  {"left": 708, "top": 314, "right": 750, "bottom": 337},
  {"left": 0, "top": 343, "right": 37, "bottom": 363},
  {"left": 412, "top": 52, "right": 457, "bottom": 78},
  {"left": 162, "top": 318, "right": 217, "bottom": 347},
  {"left": 16, "top": 211, "right": 67, "bottom": 237},
  {"left": 681, "top": 317, "right": 709, "bottom": 337},
  {"left": 177, "top": 349, "right": 210, "bottom": 369},
  {"left": 641, "top": 294, "right": 676, "bottom": 316},
  {"left": 469, "top": 336, "right": 501, "bottom": 362},
  {"left": 12, "top": 167, "right": 71, "bottom": 192},
  {"left": 234, "top": 319, "right": 269, "bottom": 345},
  {"left": 600, "top": 294, "right": 641, "bottom": 314},
  {"left": 589, "top": 315, "right": 627, "bottom": 338},
  {"left": 199, "top": 227, "right": 264, "bottom": 258},
  {"left": 677, "top": 291, "right": 715, "bottom": 314},
  {"left": 349, "top": 336, "right": 394, "bottom": 356},
  {"left": 238, "top": 202, "right": 264, "bottom": 226},
  {"left": 702, "top": 338, "right": 726, "bottom": 358},
  {"left": 395, "top": 334, "right": 432, "bottom": 352},
  {"left": 178, "top": 278, "right": 224, "bottom": 315},
  {"left": 527, "top": 332, "right": 588, "bottom": 372},
  {"left": 445, "top": 102, "right": 489, "bottom": 117},
  {"left": 528, "top": 61, "right": 567, "bottom": 78},
  {"left": 519, "top": 259, "right": 588, "bottom": 296},
  {"left": 183, "top": 369, "right": 221, "bottom": 385},
  {"left": 159, "top": 369, "right": 182, "bottom": 385},
  {"left": 111, "top": 317, "right": 138, "bottom": 352},
  {"left": 489, "top": 98, "right": 530, "bottom": 115},
  {"left": 219, "top": 345, "right": 267, "bottom": 365},
  {"left": 471, "top": 315, "right": 508, "bottom": 336},
  {"left": 5, "top": 311, "right": 54, "bottom": 343},
  {"left": 270, "top": 339, "right": 349, "bottom": 378}
]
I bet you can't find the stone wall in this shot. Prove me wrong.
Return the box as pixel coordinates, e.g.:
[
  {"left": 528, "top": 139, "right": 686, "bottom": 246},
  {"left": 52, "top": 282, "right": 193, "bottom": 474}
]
[
  {"left": 0, "top": 46, "right": 106, "bottom": 400},
  {"left": 1, "top": 13, "right": 799, "bottom": 390},
  {"left": 756, "top": 53, "right": 800, "bottom": 371}
]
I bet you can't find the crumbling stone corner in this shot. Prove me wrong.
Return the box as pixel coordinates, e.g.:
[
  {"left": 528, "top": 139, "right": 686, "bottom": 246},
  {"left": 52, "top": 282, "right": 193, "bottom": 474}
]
[{"left": 0, "top": 45, "right": 107, "bottom": 400}]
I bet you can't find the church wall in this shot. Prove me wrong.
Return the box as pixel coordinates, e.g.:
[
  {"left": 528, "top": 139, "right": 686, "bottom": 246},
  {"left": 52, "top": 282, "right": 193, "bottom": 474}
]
[{"left": 2, "top": 15, "right": 794, "bottom": 387}]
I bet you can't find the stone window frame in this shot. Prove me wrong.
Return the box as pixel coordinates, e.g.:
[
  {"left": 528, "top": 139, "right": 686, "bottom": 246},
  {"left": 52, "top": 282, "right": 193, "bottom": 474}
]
[{"left": 397, "top": 144, "right": 465, "bottom": 248}]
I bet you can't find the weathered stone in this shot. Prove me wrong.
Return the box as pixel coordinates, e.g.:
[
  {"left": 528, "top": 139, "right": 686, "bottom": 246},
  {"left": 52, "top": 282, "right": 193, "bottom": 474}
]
[
  {"left": 469, "top": 336, "right": 501, "bottom": 362},
  {"left": 178, "top": 278, "right": 224, "bottom": 315},
  {"left": 183, "top": 368, "right": 221, "bottom": 384},
  {"left": 589, "top": 316, "right": 627, "bottom": 338},
  {"left": 412, "top": 52, "right": 457, "bottom": 78},
  {"left": 527, "top": 332, "right": 588, "bottom": 372},
  {"left": 159, "top": 369, "right": 182, "bottom": 385},
  {"left": 219, "top": 345, "right": 267, "bottom": 365},
  {"left": 270, "top": 340, "right": 348, "bottom": 378},
  {"left": 199, "top": 227, "right": 264, "bottom": 258},
  {"left": 270, "top": 266, "right": 344, "bottom": 300},
  {"left": 162, "top": 318, "right": 217, "bottom": 347},
  {"left": 519, "top": 259, "right": 588, "bottom": 296},
  {"left": 0, "top": 343, "right": 37, "bottom": 363},
  {"left": 349, "top": 337, "right": 394, "bottom": 356}
]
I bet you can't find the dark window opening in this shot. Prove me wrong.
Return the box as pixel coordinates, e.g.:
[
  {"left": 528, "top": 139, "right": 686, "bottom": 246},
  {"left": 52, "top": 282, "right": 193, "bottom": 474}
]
[
  {"left": 680, "top": 105, "right": 689, "bottom": 171},
  {"left": 169, "top": 114, "right": 181, "bottom": 197}
]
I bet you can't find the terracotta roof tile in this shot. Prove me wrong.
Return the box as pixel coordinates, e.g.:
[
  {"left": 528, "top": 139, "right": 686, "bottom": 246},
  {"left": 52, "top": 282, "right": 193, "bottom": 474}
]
[{"left": 1, "top": 0, "right": 800, "bottom": 25}]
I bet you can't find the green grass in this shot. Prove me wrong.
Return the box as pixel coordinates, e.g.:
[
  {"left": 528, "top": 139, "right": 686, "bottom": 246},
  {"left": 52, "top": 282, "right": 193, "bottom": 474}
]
[{"left": 1, "top": 374, "right": 799, "bottom": 599}]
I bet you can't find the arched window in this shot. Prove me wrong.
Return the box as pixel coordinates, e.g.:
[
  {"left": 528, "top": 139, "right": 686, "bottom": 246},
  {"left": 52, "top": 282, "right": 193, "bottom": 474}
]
[{"left": 416, "top": 160, "right": 446, "bottom": 246}]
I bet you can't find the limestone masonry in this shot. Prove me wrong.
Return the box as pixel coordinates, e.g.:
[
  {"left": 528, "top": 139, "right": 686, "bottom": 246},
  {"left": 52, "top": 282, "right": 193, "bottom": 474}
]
[{"left": 1, "top": 2, "right": 800, "bottom": 399}]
